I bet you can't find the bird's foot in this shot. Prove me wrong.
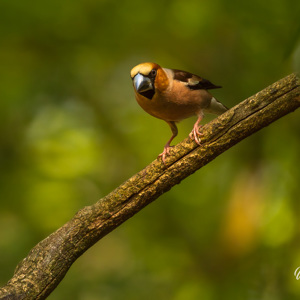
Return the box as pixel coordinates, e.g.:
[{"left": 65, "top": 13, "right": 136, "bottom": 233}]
[
  {"left": 189, "top": 124, "right": 203, "bottom": 145},
  {"left": 158, "top": 145, "right": 173, "bottom": 165}
]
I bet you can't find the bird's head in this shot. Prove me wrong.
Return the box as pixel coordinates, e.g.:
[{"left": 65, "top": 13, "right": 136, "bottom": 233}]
[{"left": 130, "top": 62, "right": 163, "bottom": 100}]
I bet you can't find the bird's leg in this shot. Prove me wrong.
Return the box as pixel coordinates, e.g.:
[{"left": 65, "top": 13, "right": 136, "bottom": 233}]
[
  {"left": 189, "top": 112, "right": 204, "bottom": 145},
  {"left": 158, "top": 121, "right": 178, "bottom": 164}
]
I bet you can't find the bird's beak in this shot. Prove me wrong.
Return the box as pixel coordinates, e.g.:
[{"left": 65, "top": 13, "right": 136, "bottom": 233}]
[{"left": 133, "top": 73, "right": 153, "bottom": 93}]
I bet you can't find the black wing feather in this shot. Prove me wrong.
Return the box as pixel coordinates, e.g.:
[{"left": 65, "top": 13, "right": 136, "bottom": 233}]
[{"left": 173, "top": 69, "right": 221, "bottom": 90}]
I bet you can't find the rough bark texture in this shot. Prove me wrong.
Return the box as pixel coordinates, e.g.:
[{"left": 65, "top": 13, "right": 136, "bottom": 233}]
[{"left": 0, "top": 73, "right": 299, "bottom": 300}]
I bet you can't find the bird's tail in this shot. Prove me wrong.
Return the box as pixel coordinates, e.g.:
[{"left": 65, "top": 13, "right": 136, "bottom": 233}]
[{"left": 205, "top": 97, "right": 228, "bottom": 115}]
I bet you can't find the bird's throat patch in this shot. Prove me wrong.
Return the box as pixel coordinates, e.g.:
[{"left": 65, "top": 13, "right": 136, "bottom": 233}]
[{"left": 140, "top": 89, "right": 155, "bottom": 100}]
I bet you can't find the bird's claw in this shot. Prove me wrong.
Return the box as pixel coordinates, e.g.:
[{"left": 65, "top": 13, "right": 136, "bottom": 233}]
[
  {"left": 189, "top": 124, "right": 203, "bottom": 145},
  {"left": 158, "top": 145, "right": 172, "bottom": 165}
]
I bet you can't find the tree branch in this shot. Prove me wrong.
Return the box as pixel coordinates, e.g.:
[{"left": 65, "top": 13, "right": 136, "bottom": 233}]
[{"left": 1, "top": 73, "right": 299, "bottom": 300}]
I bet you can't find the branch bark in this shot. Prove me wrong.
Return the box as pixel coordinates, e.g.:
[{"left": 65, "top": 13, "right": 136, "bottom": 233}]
[{"left": 1, "top": 73, "right": 300, "bottom": 300}]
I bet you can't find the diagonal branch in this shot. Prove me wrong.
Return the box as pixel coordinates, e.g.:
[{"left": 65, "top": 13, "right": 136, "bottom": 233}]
[{"left": 1, "top": 73, "right": 299, "bottom": 300}]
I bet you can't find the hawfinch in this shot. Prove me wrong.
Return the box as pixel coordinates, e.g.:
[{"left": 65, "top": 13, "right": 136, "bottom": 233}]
[{"left": 130, "top": 62, "right": 228, "bottom": 163}]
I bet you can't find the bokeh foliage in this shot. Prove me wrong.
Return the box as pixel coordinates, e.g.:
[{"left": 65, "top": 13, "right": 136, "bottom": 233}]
[{"left": 0, "top": 0, "right": 300, "bottom": 299}]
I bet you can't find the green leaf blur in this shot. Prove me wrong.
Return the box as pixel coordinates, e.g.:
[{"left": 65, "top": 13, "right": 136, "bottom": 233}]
[{"left": 0, "top": 0, "right": 299, "bottom": 299}]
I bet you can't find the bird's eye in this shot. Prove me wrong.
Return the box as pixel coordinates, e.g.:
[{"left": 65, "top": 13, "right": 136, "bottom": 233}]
[{"left": 150, "top": 69, "right": 157, "bottom": 77}]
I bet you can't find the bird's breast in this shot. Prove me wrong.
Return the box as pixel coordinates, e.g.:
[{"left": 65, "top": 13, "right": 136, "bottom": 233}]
[{"left": 135, "top": 87, "right": 212, "bottom": 122}]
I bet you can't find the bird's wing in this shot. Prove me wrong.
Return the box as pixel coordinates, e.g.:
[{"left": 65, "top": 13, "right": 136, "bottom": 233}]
[{"left": 172, "top": 69, "right": 222, "bottom": 90}]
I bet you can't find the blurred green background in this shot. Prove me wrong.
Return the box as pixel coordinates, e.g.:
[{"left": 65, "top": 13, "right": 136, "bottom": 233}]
[{"left": 0, "top": 0, "right": 300, "bottom": 299}]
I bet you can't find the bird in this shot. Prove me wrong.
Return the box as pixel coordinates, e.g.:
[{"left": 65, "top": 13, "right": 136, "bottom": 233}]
[{"left": 130, "top": 62, "right": 228, "bottom": 164}]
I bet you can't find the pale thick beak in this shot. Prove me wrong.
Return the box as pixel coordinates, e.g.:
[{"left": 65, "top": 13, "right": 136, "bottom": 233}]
[{"left": 133, "top": 73, "right": 152, "bottom": 93}]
